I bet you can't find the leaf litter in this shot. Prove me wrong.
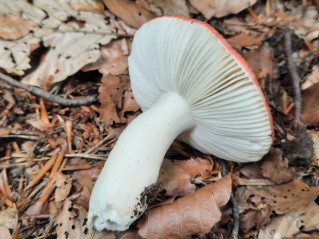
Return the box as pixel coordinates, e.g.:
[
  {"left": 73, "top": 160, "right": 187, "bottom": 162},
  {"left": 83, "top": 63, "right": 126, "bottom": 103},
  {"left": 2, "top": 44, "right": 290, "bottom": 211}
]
[{"left": 0, "top": 0, "right": 319, "bottom": 238}]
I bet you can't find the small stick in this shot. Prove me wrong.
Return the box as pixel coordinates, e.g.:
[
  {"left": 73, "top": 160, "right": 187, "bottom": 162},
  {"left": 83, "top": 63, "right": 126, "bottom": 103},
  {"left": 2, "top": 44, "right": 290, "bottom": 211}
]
[
  {"left": 217, "top": 159, "right": 239, "bottom": 239},
  {"left": 0, "top": 72, "right": 98, "bottom": 106},
  {"left": 284, "top": 31, "right": 302, "bottom": 124}
]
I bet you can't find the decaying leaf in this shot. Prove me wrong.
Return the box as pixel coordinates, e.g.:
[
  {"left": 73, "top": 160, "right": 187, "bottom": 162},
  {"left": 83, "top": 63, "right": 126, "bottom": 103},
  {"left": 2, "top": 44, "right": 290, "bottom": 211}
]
[
  {"left": 137, "top": 0, "right": 189, "bottom": 17},
  {"left": 103, "top": 0, "right": 155, "bottom": 29},
  {"left": 261, "top": 148, "right": 297, "bottom": 184},
  {"left": 55, "top": 199, "right": 116, "bottom": 239},
  {"left": 258, "top": 202, "right": 319, "bottom": 239},
  {"left": 228, "top": 33, "right": 262, "bottom": 49},
  {"left": 302, "top": 65, "right": 319, "bottom": 90},
  {"left": 0, "top": 14, "right": 38, "bottom": 40},
  {"left": 83, "top": 39, "right": 131, "bottom": 76},
  {"left": 54, "top": 173, "right": 72, "bottom": 203},
  {"left": 0, "top": 208, "right": 18, "bottom": 231},
  {"left": 99, "top": 75, "right": 140, "bottom": 124},
  {"left": 188, "top": 0, "right": 257, "bottom": 19},
  {"left": 158, "top": 157, "right": 214, "bottom": 196},
  {"left": 0, "top": 0, "right": 116, "bottom": 87},
  {"left": 244, "top": 44, "right": 279, "bottom": 79},
  {"left": 301, "top": 81, "right": 319, "bottom": 125},
  {"left": 0, "top": 170, "right": 11, "bottom": 201},
  {"left": 249, "top": 179, "right": 319, "bottom": 214},
  {"left": 137, "top": 174, "right": 231, "bottom": 238}
]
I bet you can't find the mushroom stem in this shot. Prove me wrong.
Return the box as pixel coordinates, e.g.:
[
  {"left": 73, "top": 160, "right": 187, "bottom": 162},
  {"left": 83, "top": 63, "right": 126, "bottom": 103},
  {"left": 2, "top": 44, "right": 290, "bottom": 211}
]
[{"left": 88, "top": 91, "right": 195, "bottom": 231}]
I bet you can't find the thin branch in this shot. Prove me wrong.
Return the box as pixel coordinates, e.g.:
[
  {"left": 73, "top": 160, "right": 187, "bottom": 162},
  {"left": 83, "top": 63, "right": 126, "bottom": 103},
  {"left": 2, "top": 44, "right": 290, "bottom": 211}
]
[
  {"left": 0, "top": 72, "right": 98, "bottom": 106},
  {"left": 284, "top": 31, "right": 302, "bottom": 124},
  {"left": 217, "top": 159, "right": 239, "bottom": 239}
]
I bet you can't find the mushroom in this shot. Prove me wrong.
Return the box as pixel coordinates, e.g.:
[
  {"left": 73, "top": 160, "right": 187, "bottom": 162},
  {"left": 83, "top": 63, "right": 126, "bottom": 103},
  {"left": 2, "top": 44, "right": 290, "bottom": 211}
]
[{"left": 88, "top": 16, "right": 273, "bottom": 231}]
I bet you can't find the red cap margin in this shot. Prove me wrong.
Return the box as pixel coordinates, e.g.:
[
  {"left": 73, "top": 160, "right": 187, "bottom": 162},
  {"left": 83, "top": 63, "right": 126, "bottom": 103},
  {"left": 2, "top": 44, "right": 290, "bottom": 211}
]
[{"left": 161, "top": 15, "right": 274, "bottom": 142}]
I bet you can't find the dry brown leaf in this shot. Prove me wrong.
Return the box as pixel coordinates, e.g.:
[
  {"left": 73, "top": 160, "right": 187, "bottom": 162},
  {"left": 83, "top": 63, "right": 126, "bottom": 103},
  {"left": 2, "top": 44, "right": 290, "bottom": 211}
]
[
  {"left": 54, "top": 173, "right": 72, "bottom": 203},
  {"left": 244, "top": 44, "right": 279, "bottom": 79},
  {"left": 70, "top": 0, "right": 105, "bottom": 13},
  {"left": 301, "top": 82, "right": 319, "bottom": 125},
  {"left": 83, "top": 39, "right": 131, "bottom": 76},
  {"left": 240, "top": 208, "right": 272, "bottom": 233},
  {"left": 0, "top": 0, "right": 116, "bottom": 86},
  {"left": 228, "top": 33, "right": 262, "bottom": 49},
  {"left": 120, "top": 231, "right": 143, "bottom": 239},
  {"left": 302, "top": 65, "right": 319, "bottom": 90},
  {"left": 261, "top": 148, "right": 297, "bottom": 184},
  {"left": 137, "top": 174, "right": 231, "bottom": 238},
  {"left": 158, "top": 157, "right": 214, "bottom": 196},
  {"left": 137, "top": 0, "right": 189, "bottom": 17},
  {"left": 188, "top": 0, "right": 257, "bottom": 19},
  {"left": 55, "top": 198, "right": 116, "bottom": 239},
  {"left": 26, "top": 119, "right": 56, "bottom": 131},
  {"left": 0, "top": 14, "right": 38, "bottom": 40},
  {"left": 99, "top": 75, "right": 140, "bottom": 124},
  {"left": 103, "top": 0, "right": 155, "bottom": 29},
  {"left": 251, "top": 180, "right": 319, "bottom": 214},
  {"left": 258, "top": 202, "right": 319, "bottom": 239}
]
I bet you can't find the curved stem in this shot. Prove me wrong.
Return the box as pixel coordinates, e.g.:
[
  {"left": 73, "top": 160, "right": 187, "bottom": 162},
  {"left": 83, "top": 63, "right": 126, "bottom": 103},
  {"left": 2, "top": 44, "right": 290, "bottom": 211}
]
[{"left": 88, "top": 91, "right": 195, "bottom": 231}]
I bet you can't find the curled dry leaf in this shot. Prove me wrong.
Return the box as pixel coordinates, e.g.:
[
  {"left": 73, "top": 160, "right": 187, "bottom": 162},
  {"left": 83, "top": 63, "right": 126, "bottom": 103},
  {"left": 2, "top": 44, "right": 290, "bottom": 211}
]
[
  {"left": 0, "top": 170, "right": 11, "bottom": 200},
  {"left": 83, "top": 39, "right": 131, "bottom": 76},
  {"left": 188, "top": 0, "right": 257, "bottom": 19},
  {"left": 99, "top": 75, "right": 140, "bottom": 124},
  {"left": 103, "top": 0, "right": 155, "bottom": 29},
  {"left": 158, "top": 157, "right": 214, "bottom": 196},
  {"left": 137, "top": 174, "right": 231, "bottom": 239},
  {"left": 0, "top": 0, "right": 116, "bottom": 86}
]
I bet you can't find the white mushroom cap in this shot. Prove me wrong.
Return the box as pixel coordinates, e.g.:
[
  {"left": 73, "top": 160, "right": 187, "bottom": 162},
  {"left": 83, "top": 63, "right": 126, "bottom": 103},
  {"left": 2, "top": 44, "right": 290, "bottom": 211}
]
[{"left": 129, "top": 16, "right": 273, "bottom": 162}]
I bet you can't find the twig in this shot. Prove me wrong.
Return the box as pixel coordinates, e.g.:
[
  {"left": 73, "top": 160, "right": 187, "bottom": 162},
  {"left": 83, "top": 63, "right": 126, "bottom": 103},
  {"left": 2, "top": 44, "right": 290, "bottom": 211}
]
[
  {"left": 217, "top": 159, "right": 239, "bottom": 239},
  {"left": 284, "top": 31, "right": 302, "bottom": 124},
  {"left": 0, "top": 72, "right": 98, "bottom": 106}
]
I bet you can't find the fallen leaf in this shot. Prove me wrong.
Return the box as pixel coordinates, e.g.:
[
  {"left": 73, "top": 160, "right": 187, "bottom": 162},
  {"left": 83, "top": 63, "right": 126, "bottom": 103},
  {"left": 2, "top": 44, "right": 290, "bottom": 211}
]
[
  {"left": 158, "top": 157, "right": 214, "bottom": 196},
  {"left": 302, "top": 65, "right": 319, "bottom": 90},
  {"left": 83, "top": 39, "right": 131, "bottom": 76},
  {"left": 0, "top": 226, "right": 12, "bottom": 239},
  {"left": 54, "top": 173, "right": 72, "bottom": 203},
  {"left": 258, "top": 202, "right": 319, "bottom": 239},
  {"left": 0, "top": 0, "right": 116, "bottom": 86},
  {"left": 0, "top": 170, "right": 11, "bottom": 200},
  {"left": 55, "top": 198, "right": 116, "bottom": 239},
  {"left": 188, "top": 0, "right": 257, "bottom": 19},
  {"left": 137, "top": 174, "right": 231, "bottom": 238},
  {"left": 137, "top": 0, "right": 189, "bottom": 17},
  {"left": 251, "top": 179, "right": 319, "bottom": 214},
  {"left": 301, "top": 82, "right": 319, "bottom": 125},
  {"left": 0, "top": 14, "right": 38, "bottom": 40},
  {"left": 240, "top": 208, "right": 272, "bottom": 233},
  {"left": 261, "top": 148, "right": 297, "bottom": 184},
  {"left": 99, "top": 75, "right": 140, "bottom": 124},
  {"left": 244, "top": 44, "right": 279, "bottom": 79},
  {"left": 103, "top": 0, "right": 155, "bottom": 29},
  {"left": 309, "top": 130, "right": 319, "bottom": 160},
  {"left": 0, "top": 208, "right": 18, "bottom": 230},
  {"left": 228, "top": 33, "right": 262, "bottom": 49}
]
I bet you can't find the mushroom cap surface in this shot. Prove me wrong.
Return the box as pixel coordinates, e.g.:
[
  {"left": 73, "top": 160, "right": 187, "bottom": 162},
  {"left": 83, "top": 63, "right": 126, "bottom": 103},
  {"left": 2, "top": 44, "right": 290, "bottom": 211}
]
[{"left": 128, "top": 16, "right": 273, "bottom": 162}]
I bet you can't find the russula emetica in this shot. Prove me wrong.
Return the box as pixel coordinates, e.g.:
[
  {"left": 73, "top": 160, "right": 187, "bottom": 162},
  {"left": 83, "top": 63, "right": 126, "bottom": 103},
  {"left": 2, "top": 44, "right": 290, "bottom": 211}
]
[{"left": 88, "top": 16, "right": 274, "bottom": 231}]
